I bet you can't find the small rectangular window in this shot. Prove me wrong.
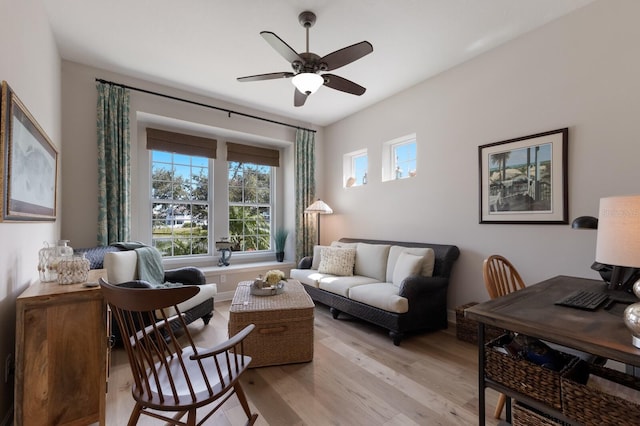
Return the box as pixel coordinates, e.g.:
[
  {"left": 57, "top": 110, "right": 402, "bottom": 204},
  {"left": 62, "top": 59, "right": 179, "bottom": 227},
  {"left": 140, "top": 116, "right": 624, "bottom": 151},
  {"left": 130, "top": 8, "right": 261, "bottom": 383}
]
[
  {"left": 343, "top": 149, "right": 368, "bottom": 187},
  {"left": 382, "top": 134, "right": 417, "bottom": 182}
]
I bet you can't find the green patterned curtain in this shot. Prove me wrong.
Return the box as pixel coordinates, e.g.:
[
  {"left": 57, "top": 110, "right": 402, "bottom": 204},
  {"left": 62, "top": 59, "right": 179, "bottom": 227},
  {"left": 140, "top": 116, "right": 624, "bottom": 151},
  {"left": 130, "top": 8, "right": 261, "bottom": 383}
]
[
  {"left": 96, "top": 82, "right": 131, "bottom": 245},
  {"left": 295, "top": 128, "right": 316, "bottom": 260}
]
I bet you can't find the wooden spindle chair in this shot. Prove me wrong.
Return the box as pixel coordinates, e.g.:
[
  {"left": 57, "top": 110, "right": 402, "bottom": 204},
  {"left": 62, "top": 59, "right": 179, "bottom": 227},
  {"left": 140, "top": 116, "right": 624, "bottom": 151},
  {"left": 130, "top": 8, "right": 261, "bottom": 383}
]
[
  {"left": 100, "top": 278, "right": 258, "bottom": 426},
  {"left": 482, "top": 255, "right": 526, "bottom": 419}
]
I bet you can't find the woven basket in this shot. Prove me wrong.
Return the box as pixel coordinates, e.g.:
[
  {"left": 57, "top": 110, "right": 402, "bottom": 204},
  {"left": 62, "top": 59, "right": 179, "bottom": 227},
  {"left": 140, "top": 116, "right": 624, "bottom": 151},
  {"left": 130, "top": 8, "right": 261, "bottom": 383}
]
[
  {"left": 485, "top": 334, "right": 577, "bottom": 410},
  {"left": 561, "top": 362, "right": 640, "bottom": 425},
  {"left": 513, "top": 402, "right": 569, "bottom": 426},
  {"left": 455, "top": 302, "right": 504, "bottom": 344}
]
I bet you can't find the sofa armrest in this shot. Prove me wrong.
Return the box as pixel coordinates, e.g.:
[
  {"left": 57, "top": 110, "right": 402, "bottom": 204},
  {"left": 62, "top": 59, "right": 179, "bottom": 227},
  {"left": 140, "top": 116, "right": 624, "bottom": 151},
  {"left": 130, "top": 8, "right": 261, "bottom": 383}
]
[
  {"left": 164, "top": 267, "right": 206, "bottom": 285},
  {"left": 298, "top": 256, "right": 313, "bottom": 269},
  {"left": 398, "top": 275, "right": 448, "bottom": 299},
  {"left": 116, "top": 280, "right": 154, "bottom": 289}
]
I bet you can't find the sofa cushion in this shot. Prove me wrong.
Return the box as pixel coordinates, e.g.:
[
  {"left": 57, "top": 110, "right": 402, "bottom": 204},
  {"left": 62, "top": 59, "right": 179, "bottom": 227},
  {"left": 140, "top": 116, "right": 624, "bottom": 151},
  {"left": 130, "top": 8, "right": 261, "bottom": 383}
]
[
  {"left": 104, "top": 251, "right": 138, "bottom": 283},
  {"left": 311, "top": 245, "right": 331, "bottom": 270},
  {"left": 348, "top": 283, "right": 409, "bottom": 314},
  {"left": 392, "top": 252, "right": 424, "bottom": 287},
  {"left": 354, "top": 243, "right": 390, "bottom": 281},
  {"left": 290, "top": 269, "right": 332, "bottom": 288},
  {"left": 318, "top": 247, "right": 356, "bottom": 276},
  {"left": 386, "top": 246, "right": 436, "bottom": 282},
  {"left": 158, "top": 283, "right": 217, "bottom": 317},
  {"left": 318, "top": 275, "right": 378, "bottom": 297},
  {"left": 331, "top": 240, "right": 358, "bottom": 249}
]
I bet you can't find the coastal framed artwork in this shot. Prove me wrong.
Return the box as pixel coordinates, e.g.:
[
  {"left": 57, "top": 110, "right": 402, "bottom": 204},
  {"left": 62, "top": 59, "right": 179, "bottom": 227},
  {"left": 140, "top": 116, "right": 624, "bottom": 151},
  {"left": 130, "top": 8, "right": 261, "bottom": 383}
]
[
  {"left": 478, "top": 128, "right": 568, "bottom": 224},
  {"left": 0, "top": 81, "right": 58, "bottom": 221}
]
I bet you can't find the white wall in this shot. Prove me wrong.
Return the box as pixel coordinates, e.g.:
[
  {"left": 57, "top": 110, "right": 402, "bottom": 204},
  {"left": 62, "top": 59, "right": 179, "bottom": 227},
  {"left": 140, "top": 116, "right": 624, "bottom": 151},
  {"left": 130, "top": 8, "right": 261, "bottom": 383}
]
[
  {"left": 322, "top": 0, "right": 640, "bottom": 309},
  {"left": 0, "top": 0, "right": 61, "bottom": 420}
]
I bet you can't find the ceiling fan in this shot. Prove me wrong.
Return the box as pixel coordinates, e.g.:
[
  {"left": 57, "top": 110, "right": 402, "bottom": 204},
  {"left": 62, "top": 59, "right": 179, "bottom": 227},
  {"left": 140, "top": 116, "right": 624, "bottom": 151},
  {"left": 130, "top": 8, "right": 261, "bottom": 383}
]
[{"left": 237, "top": 11, "right": 373, "bottom": 107}]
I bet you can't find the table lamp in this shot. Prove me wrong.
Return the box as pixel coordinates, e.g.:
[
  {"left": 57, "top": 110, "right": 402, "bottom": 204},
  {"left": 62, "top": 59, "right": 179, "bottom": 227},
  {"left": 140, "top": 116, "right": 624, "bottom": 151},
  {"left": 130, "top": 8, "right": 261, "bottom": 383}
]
[{"left": 594, "top": 195, "right": 640, "bottom": 348}]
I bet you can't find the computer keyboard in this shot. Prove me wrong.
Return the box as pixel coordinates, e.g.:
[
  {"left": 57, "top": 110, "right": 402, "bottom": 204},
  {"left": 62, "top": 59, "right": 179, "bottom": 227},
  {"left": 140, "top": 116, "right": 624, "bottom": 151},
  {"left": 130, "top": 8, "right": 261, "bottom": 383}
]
[{"left": 555, "top": 290, "right": 609, "bottom": 311}]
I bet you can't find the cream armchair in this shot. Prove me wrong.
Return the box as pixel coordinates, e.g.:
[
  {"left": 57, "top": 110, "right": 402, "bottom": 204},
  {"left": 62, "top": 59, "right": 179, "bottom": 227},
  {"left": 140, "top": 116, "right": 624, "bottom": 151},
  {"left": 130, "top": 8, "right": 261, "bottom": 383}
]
[{"left": 104, "top": 250, "right": 217, "bottom": 344}]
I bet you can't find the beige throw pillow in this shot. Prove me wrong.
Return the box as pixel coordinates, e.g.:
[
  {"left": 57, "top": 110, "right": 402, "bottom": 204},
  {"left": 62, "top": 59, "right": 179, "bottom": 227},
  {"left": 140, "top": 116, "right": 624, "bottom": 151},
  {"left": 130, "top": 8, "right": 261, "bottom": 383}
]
[
  {"left": 318, "top": 247, "right": 356, "bottom": 276},
  {"left": 392, "top": 252, "right": 424, "bottom": 287}
]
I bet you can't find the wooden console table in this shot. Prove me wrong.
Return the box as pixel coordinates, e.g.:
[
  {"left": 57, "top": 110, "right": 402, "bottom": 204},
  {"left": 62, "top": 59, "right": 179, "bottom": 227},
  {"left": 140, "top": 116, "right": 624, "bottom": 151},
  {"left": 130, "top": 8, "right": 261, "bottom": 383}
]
[
  {"left": 465, "top": 275, "right": 640, "bottom": 425},
  {"left": 15, "top": 269, "right": 108, "bottom": 425}
]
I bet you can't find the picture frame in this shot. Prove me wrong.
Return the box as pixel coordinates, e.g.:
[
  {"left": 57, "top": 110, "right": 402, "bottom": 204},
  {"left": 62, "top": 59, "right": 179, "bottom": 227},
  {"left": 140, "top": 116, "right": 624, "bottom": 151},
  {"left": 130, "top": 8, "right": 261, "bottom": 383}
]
[
  {"left": 478, "top": 128, "right": 568, "bottom": 224},
  {"left": 1, "top": 81, "right": 58, "bottom": 221}
]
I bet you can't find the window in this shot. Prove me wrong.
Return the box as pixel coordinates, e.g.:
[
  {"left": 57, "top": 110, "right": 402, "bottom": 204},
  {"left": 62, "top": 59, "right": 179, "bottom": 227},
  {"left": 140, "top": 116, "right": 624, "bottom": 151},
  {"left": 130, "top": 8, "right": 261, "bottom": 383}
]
[
  {"left": 151, "top": 151, "right": 210, "bottom": 257},
  {"left": 343, "top": 149, "right": 368, "bottom": 187},
  {"left": 382, "top": 134, "right": 417, "bottom": 182},
  {"left": 228, "top": 161, "right": 273, "bottom": 252}
]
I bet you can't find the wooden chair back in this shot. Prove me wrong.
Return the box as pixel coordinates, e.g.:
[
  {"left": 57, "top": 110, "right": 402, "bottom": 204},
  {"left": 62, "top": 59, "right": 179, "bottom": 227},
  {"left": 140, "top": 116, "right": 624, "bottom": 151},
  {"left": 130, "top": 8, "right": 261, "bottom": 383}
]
[
  {"left": 483, "top": 255, "right": 526, "bottom": 299},
  {"left": 99, "top": 278, "right": 257, "bottom": 425}
]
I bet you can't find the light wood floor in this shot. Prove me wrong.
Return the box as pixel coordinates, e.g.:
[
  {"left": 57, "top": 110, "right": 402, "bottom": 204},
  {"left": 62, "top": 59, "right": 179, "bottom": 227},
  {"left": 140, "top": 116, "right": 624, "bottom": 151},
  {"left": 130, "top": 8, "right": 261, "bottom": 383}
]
[{"left": 106, "top": 301, "right": 502, "bottom": 425}]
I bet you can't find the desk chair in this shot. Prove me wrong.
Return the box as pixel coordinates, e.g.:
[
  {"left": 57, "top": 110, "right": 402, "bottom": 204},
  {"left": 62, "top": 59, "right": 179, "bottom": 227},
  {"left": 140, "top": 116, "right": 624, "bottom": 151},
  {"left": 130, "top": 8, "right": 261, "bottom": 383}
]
[
  {"left": 482, "top": 255, "right": 523, "bottom": 419},
  {"left": 99, "top": 279, "right": 258, "bottom": 426}
]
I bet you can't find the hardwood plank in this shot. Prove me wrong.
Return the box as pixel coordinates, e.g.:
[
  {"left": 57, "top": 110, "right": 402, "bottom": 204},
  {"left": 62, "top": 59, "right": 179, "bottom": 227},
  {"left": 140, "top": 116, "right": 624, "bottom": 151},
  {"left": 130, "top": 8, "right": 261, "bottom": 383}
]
[{"left": 105, "top": 301, "right": 500, "bottom": 425}]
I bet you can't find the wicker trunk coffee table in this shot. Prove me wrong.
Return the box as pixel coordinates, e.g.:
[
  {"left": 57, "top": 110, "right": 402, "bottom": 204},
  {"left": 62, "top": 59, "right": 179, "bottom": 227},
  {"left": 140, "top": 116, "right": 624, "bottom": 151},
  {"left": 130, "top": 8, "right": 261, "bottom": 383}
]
[{"left": 228, "top": 279, "right": 314, "bottom": 368}]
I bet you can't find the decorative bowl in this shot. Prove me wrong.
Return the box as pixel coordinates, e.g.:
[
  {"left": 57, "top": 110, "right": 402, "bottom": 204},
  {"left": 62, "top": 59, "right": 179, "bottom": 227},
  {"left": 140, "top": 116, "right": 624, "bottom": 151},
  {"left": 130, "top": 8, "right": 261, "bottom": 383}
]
[{"left": 250, "top": 280, "right": 285, "bottom": 296}]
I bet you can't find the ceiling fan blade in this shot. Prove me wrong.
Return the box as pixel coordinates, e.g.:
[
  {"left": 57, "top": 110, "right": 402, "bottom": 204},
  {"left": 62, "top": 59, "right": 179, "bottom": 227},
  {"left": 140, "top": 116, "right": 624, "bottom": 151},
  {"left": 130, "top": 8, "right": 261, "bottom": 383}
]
[
  {"left": 260, "top": 31, "right": 303, "bottom": 64},
  {"left": 322, "top": 74, "right": 366, "bottom": 96},
  {"left": 294, "top": 88, "right": 308, "bottom": 107},
  {"left": 320, "top": 41, "right": 373, "bottom": 71},
  {"left": 237, "top": 72, "right": 294, "bottom": 82}
]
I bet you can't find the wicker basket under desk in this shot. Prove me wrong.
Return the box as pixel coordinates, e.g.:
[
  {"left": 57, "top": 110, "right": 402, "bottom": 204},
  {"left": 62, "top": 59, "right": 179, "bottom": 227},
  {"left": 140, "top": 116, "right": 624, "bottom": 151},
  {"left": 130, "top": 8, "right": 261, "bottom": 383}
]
[
  {"left": 485, "top": 334, "right": 578, "bottom": 410},
  {"left": 513, "top": 402, "right": 570, "bottom": 426},
  {"left": 561, "top": 362, "right": 640, "bottom": 426},
  {"left": 455, "top": 302, "right": 504, "bottom": 344}
]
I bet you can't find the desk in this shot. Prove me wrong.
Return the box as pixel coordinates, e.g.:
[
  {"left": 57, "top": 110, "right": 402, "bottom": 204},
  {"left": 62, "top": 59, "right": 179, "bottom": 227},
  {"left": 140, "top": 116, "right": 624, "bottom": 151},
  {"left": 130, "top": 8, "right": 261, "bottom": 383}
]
[{"left": 466, "top": 275, "right": 640, "bottom": 425}]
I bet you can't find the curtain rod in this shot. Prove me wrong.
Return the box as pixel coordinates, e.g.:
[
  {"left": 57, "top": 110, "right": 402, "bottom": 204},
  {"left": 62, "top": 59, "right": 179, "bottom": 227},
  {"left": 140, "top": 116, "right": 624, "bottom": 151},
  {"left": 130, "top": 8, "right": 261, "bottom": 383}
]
[{"left": 95, "top": 78, "right": 317, "bottom": 134}]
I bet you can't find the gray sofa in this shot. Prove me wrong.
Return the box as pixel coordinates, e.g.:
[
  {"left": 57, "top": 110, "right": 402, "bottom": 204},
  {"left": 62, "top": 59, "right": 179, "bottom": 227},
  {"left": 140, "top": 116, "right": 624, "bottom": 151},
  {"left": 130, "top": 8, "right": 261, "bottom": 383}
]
[{"left": 290, "top": 238, "right": 460, "bottom": 345}]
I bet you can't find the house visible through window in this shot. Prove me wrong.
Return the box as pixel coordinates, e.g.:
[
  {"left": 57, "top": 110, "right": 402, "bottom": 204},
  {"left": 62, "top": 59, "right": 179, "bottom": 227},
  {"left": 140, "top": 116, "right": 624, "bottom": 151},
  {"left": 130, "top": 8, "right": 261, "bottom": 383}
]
[
  {"left": 151, "top": 151, "right": 210, "bottom": 257},
  {"left": 228, "top": 161, "right": 273, "bottom": 252}
]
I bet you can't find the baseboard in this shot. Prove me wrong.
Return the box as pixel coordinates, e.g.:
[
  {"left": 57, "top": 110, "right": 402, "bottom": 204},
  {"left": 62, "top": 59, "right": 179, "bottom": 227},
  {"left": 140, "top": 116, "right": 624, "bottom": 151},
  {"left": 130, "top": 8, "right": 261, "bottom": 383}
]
[
  {"left": 447, "top": 308, "right": 457, "bottom": 324},
  {"left": 215, "top": 290, "right": 235, "bottom": 302}
]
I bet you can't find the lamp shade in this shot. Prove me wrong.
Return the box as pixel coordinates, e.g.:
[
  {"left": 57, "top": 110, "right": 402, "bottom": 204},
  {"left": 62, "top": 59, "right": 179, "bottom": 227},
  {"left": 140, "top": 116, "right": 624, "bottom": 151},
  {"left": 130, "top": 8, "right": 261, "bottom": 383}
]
[
  {"left": 595, "top": 195, "right": 640, "bottom": 268},
  {"left": 305, "top": 199, "right": 333, "bottom": 214},
  {"left": 292, "top": 73, "right": 324, "bottom": 95}
]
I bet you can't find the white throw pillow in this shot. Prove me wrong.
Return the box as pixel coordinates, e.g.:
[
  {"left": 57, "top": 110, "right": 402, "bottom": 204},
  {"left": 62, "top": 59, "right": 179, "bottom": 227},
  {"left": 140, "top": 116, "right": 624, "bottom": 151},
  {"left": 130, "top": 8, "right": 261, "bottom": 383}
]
[
  {"left": 318, "top": 247, "right": 356, "bottom": 276},
  {"left": 386, "top": 246, "right": 436, "bottom": 282},
  {"left": 392, "top": 252, "right": 424, "bottom": 287}
]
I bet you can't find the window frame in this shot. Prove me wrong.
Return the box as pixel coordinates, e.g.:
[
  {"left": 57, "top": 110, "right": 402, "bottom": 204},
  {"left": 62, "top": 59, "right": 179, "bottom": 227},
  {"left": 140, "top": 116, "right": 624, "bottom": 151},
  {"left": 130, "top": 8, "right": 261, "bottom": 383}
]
[
  {"left": 343, "top": 148, "right": 368, "bottom": 188},
  {"left": 382, "top": 134, "right": 417, "bottom": 182},
  {"left": 227, "top": 160, "right": 275, "bottom": 253}
]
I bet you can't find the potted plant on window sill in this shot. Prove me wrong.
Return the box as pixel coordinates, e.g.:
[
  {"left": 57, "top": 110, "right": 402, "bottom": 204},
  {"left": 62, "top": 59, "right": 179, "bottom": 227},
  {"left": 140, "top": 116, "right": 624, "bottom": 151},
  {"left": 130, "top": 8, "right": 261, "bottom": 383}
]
[{"left": 274, "top": 228, "right": 288, "bottom": 262}]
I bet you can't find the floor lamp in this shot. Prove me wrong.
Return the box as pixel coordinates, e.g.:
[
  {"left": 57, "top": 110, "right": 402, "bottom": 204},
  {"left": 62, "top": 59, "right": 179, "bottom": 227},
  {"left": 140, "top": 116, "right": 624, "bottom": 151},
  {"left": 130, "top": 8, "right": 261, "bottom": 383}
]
[{"left": 305, "top": 199, "right": 333, "bottom": 245}]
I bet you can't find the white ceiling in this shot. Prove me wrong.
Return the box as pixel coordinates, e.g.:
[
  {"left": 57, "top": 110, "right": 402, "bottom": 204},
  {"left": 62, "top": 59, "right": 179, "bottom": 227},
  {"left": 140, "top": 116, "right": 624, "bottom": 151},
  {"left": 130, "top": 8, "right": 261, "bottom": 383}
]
[{"left": 42, "top": 0, "right": 596, "bottom": 127}]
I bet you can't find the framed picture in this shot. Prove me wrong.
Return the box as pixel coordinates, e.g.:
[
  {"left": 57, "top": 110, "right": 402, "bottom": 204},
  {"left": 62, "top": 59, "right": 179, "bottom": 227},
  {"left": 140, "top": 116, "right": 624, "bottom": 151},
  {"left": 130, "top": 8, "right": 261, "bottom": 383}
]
[
  {"left": 1, "top": 81, "right": 58, "bottom": 221},
  {"left": 479, "top": 128, "right": 568, "bottom": 224}
]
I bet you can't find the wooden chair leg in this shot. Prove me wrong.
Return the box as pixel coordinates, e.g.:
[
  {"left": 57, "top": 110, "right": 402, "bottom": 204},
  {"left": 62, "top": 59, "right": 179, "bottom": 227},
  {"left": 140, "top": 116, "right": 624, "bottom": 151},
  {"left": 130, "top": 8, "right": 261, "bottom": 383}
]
[
  {"left": 127, "top": 402, "right": 143, "bottom": 426},
  {"left": 494, "top": 393, "right": 506, "bottom": 419},
  {"left": 234, "top": 382, "right": 258, "bottom": 423}
]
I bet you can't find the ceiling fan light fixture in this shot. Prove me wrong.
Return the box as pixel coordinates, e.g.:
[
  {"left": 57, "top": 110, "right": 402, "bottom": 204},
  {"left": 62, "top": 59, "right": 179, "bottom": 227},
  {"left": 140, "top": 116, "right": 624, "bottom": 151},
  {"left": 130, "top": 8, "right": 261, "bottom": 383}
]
[{"left": 292, "top": 73, "right": 324, "bottom": 95}]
